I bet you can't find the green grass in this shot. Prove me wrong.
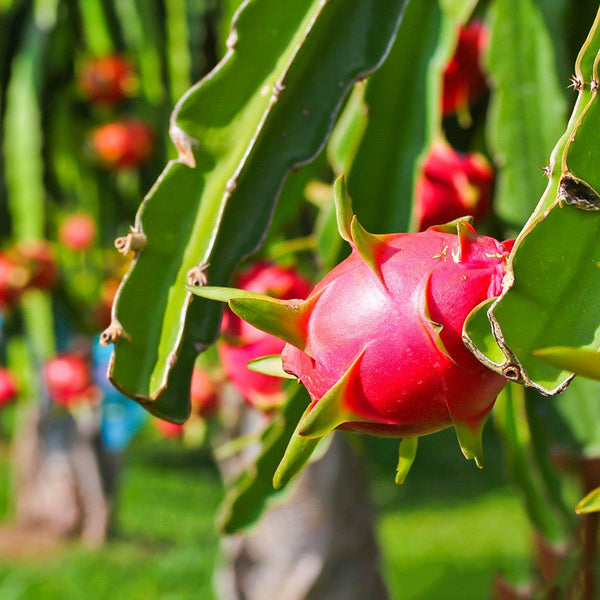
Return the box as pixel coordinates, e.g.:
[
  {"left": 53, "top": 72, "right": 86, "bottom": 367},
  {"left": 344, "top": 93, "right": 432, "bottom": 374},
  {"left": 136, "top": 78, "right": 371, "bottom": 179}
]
[
  {"left": 0, "top": 425, "right": 533, "bottom": 599},
  {"left": 0, "top": 434, "right": 223, "bottom": 600}
]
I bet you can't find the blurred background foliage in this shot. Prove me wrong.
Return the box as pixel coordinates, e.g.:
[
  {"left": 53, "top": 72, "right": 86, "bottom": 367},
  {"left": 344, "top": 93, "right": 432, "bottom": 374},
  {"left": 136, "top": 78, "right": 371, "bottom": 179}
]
[{"left": 1, "top": 0, "right": 600, "bottom": 599}]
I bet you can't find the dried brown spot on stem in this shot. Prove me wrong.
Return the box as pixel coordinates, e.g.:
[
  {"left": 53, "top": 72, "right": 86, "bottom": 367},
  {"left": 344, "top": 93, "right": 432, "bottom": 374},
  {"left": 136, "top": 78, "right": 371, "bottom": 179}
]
[{"left": 114, "top": 230, "right": 146, "bottom": 255}]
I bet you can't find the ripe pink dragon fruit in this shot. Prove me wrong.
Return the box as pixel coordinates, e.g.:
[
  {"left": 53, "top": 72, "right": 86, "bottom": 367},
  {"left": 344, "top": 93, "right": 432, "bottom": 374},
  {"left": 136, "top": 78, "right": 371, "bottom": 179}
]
[
  {"left": 44, "top": 354, "right": 98, "bottom": 408},
  {"left": 192, "top": 177, "right": 512, "bottom": 483},
  {"left": 414, "top": 140, "right": 494, "bottom": 231},
  {"left": 218, "top": 261, "right": 312, "bottom": 410},
  {"left": 0, "top": 367, "right": 18, "bottom": 408},
  {"left": 442, "top": 20, "right": 488, "bottom": 122}
]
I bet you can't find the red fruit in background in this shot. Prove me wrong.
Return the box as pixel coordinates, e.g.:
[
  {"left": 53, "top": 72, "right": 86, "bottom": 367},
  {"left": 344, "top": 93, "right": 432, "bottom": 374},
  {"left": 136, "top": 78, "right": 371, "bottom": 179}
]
[
  {"left": 0, "top": 368, "right": 18, "bottom": 407},
  {"left": 10, "top": 240, "right": 58, "bottom": 291},
  {"left": 0, "top": 254, "right": 28, "bottom": 308},
  {"left": 219, "top": 261, "right": 312, "bottom": 410},
  {"left": 154, "top": 418, "right": 184, "bottom": 438},
  {"left": 44, "top": 354, "right": 97, "bottom": 408},
  {"left": 442, "top": 20, "right": 488, "bottom": 119},
  {"left": 190, "top": 367, "right": 220, "bottom": 418},
  {"left": 91, "top": 119, "right": 154, "bottom": 170},
  {"left": 59, "top": 213, "right": 97, "bottom": 251},
  {"left": 79, "top": 55, "right": 136, "bottom": 105},
  {"left": 413, "top": 140, "right": 494, "bottom": 231},
  {"left": 94, "top": 278, "right": 120, "bottom": 330}
]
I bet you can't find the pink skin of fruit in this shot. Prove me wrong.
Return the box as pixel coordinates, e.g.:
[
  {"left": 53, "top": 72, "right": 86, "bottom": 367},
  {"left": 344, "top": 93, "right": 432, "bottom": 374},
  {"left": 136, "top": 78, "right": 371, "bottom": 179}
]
[
  {"left": 79, "top": 55, "right": 136, "bottom": 105},
  {"left": 0, "top": 368, "right": 18, "bottom": 408},
  {"left": 414, "top": 140, "right": 494, "bottom": 231},
  {"left": 91, "top": 120, "right": 154, "bottom": 170},
  {"left": 154, "top": 419, "right": 184, "bottom": 438},
  {"left": 44, "top": 354, "right": 97, "bottom": 408},
  {"left": 191, "top": 179, "right": 513, "bottom": 478},
  {"left": 59, "top": 213, "right": 97, "bottom": 251},
  {"left": 190, "top": 366, "right": 220, "bottom": 418},
  {"left": 282, "top": 222, "right": 512, "bottom": 443},
  {"left": 442, "top": 20, "right": 488, "bottom": 118},
  {"left": 154, "top": 367, "right": 220, "bottom": 437},
  {"left": 218, "top": 261, "right": 312, "bottom": 410}
]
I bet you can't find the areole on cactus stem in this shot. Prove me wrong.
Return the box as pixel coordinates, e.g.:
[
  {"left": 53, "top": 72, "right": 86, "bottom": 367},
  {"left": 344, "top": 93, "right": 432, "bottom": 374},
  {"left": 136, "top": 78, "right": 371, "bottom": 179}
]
[{"left": 190, "top": 176, "right": 513, "bottom": 486}]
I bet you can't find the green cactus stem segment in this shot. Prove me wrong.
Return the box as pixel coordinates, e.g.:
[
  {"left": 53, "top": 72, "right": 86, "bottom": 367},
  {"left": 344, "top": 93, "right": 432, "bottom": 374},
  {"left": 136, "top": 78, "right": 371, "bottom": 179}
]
[
  {"left": 297, "top": 349, "right": 370, "bottom": 439},
  {"left": 187, "top": 285, "right": 321, "bottom": 351},
  {"left": 395, "top": 437, "right": 418, "bottom": 485}
]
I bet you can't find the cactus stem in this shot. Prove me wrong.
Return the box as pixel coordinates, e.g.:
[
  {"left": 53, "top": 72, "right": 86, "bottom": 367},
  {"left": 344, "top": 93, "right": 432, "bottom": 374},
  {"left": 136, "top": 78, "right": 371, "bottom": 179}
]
[{"left": 99, "top": 320, "right": 129, "bottom": 346}]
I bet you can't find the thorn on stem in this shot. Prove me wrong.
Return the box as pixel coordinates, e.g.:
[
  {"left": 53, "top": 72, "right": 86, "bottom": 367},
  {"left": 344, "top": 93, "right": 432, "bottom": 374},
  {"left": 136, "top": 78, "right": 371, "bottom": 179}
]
[
  {"left": 187, "top": 264, "right": 209, "bottom": 287},
  {"left": 569, "top": 74, "right": 585, "bottom": 91},
  {"left": 538, "top": 162, "right": 552, "bottom": 178},
  {"left": 99, "top": 320, "right": 129, "bottom": 346},
  {"left": 114, "top": 230, "right": 146, "bottom": 255},
  {"left": 502, "top": 364, "right": 521, "bottom": 382}
]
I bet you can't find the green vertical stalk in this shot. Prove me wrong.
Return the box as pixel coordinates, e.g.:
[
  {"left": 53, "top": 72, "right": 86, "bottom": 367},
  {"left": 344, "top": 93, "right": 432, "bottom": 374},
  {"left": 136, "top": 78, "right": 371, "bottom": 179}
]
[
  {"left": 165, "top": 0, "right": 192, "bottom": 104},
  {"left": 3, "top": 6, "right": 56, "bottom": 363},
  {"left": 77, "top": 0, "right": 113, "bottom": 56},
  {"left": 113, "top": 0, "right": 164, "bottom": 105}
]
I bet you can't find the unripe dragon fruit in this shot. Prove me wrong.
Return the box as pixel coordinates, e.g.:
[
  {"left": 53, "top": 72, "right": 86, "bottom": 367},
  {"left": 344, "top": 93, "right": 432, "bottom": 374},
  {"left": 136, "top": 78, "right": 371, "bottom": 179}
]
[{"left": 192, "top": 177, "right": 512, "bottom": 483}]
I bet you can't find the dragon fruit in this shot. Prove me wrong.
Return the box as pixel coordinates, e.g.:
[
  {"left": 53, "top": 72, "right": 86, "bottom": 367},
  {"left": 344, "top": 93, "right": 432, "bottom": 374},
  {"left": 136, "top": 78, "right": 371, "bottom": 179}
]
[
  {"left": 442, "top": 20, "right": 488, "bottom": 122},
  {"left": 413, "top": 140, "right": 494, "bottom": 231},
  {"left": 218, "top": 261, "right": 312, "bottom": 410},
  {"left": 192, "top": 177, "right": 512, "bottom": 483}
]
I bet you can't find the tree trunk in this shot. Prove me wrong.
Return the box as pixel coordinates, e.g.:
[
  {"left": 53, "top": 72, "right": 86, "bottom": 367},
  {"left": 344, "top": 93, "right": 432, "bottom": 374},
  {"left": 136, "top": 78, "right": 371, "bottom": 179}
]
[
  {"left": 10, "top": 404, "right": 114, "bottom": 547},
  {"left": 215, "top": 399, "right": 390, "bottom": 600}
]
